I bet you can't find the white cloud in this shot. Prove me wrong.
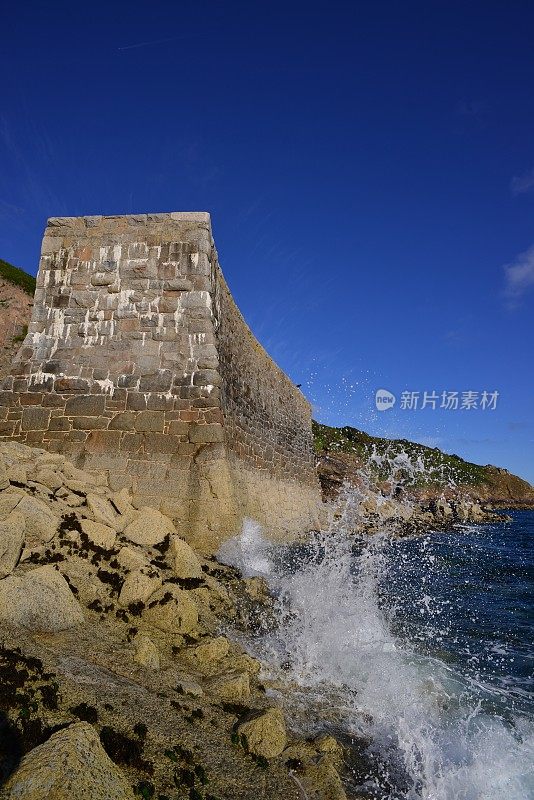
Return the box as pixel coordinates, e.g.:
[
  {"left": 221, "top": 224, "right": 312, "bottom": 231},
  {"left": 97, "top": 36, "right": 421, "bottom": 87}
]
[
  {"left": 503, "top": 244, "right": 534, "bottom": 305},
  {"left": 510, "top": 167, "right": 534, "bottom": 195}
]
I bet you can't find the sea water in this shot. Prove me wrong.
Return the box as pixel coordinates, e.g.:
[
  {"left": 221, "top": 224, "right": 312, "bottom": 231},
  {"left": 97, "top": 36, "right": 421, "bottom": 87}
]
[{"left": 219, "top": 506, "right": 534, "bottom": 799}]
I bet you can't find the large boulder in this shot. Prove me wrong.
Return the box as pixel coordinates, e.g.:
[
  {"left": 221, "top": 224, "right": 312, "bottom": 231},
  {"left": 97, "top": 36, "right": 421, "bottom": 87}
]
[
  {"left": 31, "top": 467, "right": 64, "bottom": 492},
  {"left": 16, "top": 495, "right": 59, "bottom": 543},
  {"left": 0, "top": 565, "right": 84, "bottom": 631},
  {"left": 0, "top": 456, "right": 9, "bottom": 490},
  {"left": 116, "top": 545, "right": 149, "bottom": 572},
  {"left": 237, "top": 708, "right": 287, "bottom": 759},
  {"left": 171, "top": 536, "right": 203, "bottom": 579},
  {"left": 298, "top": 759, "right": 348, "bottom": 800},
  {"left": 0, "top": 511, "right": 25, "bottom": 578},
  {"left": 118, "top": 569, "right": 162, "bottom": 607},
  {"left": 123, "top": 507, "right": 175, "bottom": 546},
  {"left": 208, "top": 671, "right": 250, "bottom": 702},
  {"left": 80, "top": 518, "right": 116, "bottom": 550},
  {"left": 3, "top": 722, "right": 135, "bottom": 800},
  {"left": 184, "top": 635, "right": 230, "bottom": 667},
  {"left": 0, "top": 489, "right": 24, "bottom": 521},
  {"left": 142, "top": 585, "right": 198, "bottom": 635},
  {"left": 86, "top": 494, "right": 119, "bottom": 528},
  {"left": 6, "top": 464, "right": 28, "bottom": 484},
  {"left": 133, "top": 633, "right": 160, "bottom": 670},
  {"left": 110, "top": 488, "right": 138, "bottom": 527}
]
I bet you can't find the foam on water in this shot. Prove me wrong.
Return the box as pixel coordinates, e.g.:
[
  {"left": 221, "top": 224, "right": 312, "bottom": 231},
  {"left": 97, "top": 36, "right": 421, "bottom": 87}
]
[{"left": 218, "top": 462, "right": 534, "bottom": 799}]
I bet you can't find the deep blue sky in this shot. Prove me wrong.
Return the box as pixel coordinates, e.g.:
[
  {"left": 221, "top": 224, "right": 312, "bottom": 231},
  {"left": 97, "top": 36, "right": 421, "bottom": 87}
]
[{"left": 1, "top": 1, "right": 533, "bottom": 482}]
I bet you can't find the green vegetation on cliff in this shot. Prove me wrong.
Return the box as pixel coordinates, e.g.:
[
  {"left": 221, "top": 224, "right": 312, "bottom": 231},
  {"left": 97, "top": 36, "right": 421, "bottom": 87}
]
[
  {"left": 312, "top": 421, "right": 488, "bottom": 487},
  {"left": 0, "top": 258, "right": 36, "bottom": 295},
  {"left": 313, "top": 422, "right": 534, "bottom": 506}
]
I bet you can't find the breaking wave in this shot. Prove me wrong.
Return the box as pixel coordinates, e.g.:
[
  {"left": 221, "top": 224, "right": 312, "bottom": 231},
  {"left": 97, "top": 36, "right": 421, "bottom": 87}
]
[{"left": 219, "top": 477, "right": 534, "bottom": 799}]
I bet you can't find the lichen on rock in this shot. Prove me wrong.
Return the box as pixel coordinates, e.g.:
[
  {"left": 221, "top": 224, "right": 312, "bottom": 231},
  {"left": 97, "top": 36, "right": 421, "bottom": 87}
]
[
  {"left": 0, "top": 564, "right": 85, "bottom": 631},
  {"left": 0, "top": 510, "right": 25, "bottom": 578},
  {"left": 123, "top": 507, "right": 175, "bottom": 547},
  {"left": 237, "top": 707, "right": 288, "bottom": 759},
  {"left": 0, "top": 440, "right": 347, "bottom": 800},
  {"left": 3, "top": 722, "right": 136, "bottom": 800}
]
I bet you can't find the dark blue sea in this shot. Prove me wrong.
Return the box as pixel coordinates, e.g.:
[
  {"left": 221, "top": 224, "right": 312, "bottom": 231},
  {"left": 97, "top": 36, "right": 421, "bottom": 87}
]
[{"left": 383, "top": 510, "right": 534, "bottom": 721}]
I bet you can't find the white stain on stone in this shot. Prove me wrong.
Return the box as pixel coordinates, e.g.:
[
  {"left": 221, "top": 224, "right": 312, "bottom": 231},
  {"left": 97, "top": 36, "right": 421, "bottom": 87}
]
[
  {"left": 94, "top": 378, "right": 114, "bottom": 395},
  {"left": 200, "top": 291, "right": 212, "bottom": 309},
  {"left": 45, "top": 309, "right": 68, "bottom": 357},
  {"left": 187, "top": 334, "right": 199, "bottom": 384},
  {"left": 80, "top": 309, "right": 91, "bottom": 338},
  {"left": 80, "top": 307, "right": 109, "bottom": 348},
  {"left": 28, "top": 368, "right": 56, "bottom": 387},
  {"left": 117, "top": 289, "right": 135, "bottom": 311},
  {"left": 30, "top": 330, "right": 46, "bottom": 346},
  {"left": 173, "top": 300, "right": 184, "bottom": 332}
]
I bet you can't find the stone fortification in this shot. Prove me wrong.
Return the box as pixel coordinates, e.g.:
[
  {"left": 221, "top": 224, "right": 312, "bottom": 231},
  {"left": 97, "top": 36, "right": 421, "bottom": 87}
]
[{"left": 0, "top": 213, "right": 320, "bottom": 549}]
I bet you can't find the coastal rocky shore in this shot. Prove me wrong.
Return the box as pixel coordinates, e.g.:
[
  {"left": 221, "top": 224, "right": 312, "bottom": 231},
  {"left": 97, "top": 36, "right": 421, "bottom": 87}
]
[
  {"left": 0, "top": 440, "right": 349, "bottom": 800},
  {"left": 317, "top": 451, "right": 506, "bottom": 536},
  {"left": 1, "top": 257, "right": 533, "bottom": 800},
  {"left": 314, "top": 423, "right": 534, "bottom": 537}
]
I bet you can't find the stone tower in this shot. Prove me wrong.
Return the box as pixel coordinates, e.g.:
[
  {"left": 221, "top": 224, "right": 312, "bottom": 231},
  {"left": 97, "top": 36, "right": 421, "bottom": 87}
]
[{"left": 0, "top": 213, "right": 320, "bottom": 551}]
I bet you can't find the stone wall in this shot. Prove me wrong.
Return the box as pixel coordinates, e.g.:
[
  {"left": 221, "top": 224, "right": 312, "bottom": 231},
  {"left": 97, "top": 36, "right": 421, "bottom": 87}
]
[
  {"left": 214, "top": 267, "right": 314, "bottom": 483},
  {"left": 0, "top": 213, "right": 320, "bottom": 550}
]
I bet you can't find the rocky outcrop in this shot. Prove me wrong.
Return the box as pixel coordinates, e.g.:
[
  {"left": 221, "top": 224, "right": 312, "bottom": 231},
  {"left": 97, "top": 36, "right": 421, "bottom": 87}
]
[
  {"left": 313, "top": 422, "right": 534, "bottom": 522},
  {"left": 317, "top": 451, "right": 505, "bottom": 536},
  {"left": 462, "top": 464, "right": 534, "bottom": 508},
  {"left": 3, "top": 722, "right": 136, "bottom": 800},
  {"left": 237, "top": 707, "right": 288, "bottom": 758},
  {"left": 314, "top": 423, "right": 533, "bottom": 535},
  {"left": 0, "top": 261, "right": 34, "bottom": 389},
  {"left": 0, "top": 565, "right": 84, "bottom": 631},
  {"left": 0, "top": 511, "right": 24, "bottom": 578},
  {"left": 0, "top": 439, "right": 347, "bottom": 800},
  {"left": 122, "top": 508, "right": 175, "bottom": 547}
]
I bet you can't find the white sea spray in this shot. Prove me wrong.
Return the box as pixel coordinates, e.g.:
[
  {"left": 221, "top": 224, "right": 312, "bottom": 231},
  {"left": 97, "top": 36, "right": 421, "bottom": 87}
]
[{"left": 218, "top": 451, "right": 534, "bottom": 800}]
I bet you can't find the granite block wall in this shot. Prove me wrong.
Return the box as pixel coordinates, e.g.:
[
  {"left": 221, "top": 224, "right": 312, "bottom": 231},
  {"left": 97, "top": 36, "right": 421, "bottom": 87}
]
[{"left": 0, "top": 213, "right": 321, "bottom": 550}]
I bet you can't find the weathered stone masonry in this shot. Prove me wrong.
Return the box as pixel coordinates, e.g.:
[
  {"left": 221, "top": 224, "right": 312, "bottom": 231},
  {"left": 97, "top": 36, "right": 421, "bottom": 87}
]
[{"left": 0, "top": 213, "right": 320, "bottom": 550}]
